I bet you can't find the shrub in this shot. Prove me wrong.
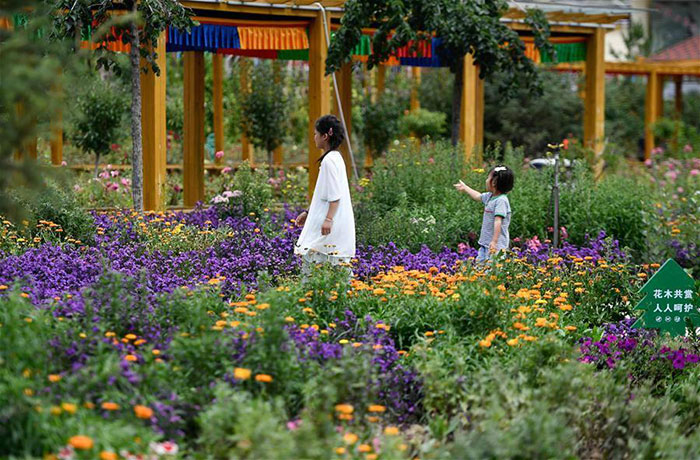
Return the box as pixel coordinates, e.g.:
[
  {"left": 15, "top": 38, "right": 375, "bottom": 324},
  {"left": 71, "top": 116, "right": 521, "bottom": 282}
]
[{"left": 399, "top": 108, "right": 446, "bottom": 140}]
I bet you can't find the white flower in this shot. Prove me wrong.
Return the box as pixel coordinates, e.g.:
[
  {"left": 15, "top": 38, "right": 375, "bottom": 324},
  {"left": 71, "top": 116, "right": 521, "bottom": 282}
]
[
  {"left": 231, "top": 190, "right": 243, "bottom": 198},
  {"left": 222, "top": 190, "right": 235, "bottom": 198},
  {"left": 211, "top": 195, "right": 229, "bottom": 204},
  {"left": 150, "top": 441, "right": 179, "bottom": 456}
]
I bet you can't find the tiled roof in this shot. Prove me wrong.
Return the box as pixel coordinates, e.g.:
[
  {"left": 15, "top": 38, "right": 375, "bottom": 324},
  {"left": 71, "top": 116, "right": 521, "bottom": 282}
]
[{"left": 651, "top": 35, "right": 700, "bottom": 61}]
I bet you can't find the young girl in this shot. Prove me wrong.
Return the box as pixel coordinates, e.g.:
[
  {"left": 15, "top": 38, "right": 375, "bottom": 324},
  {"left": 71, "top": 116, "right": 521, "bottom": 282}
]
[
  {"left": 294, "top": 115, "right": 355, "bottom": 277},
  {"left": 454, "top": 165, "right": 514, "bottom": 263}
]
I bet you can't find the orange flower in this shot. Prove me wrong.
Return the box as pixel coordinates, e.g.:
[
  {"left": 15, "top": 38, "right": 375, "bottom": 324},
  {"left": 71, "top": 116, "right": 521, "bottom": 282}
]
[
  {"left": 367, "top": 404, "right": 386, "bottom": 413},
  {"left": 134, "top": 405, "right": 153, "bottom": 419},
  {"left": 233, "top": 367, "right": 251, "bottom": 380},
  {"left": 384, "top": 426, "right": 400, "bottom": 436},
  {"left": 48, "top": 374, "right": 61, "bottom": 383},
  {"left": 343, "top": 432, "right": 359, "bottom": 444},
  {"left": 335, "top": 447, "right": 347, "bottom": 454},
  {"left": 254, "top": 373, "right": 273, "bottom": 383},
  {"left": 61, "top": 402, "right": 77, "bottom": 414},
  {"left": 358, "top": 444, "right": 372, "bottom": 453},
  {"left": 100, "top": 451, "right": 117, "bottom": 460},
  {"left": 101, "top": 402, "right": 120, "bottom": 411},
  {"left": 68, "top": 435, "right": 94, "bottom": 450},
  {"left": 335, "top": 403, "right": 354, "bottom": 414},
  {"left": 124, "top": 354, "right": 138, "bottom": 362}
]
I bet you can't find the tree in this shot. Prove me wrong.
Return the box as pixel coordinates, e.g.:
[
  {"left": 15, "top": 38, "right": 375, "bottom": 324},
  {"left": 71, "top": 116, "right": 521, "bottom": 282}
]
[
  {"left": 241, "top": 61, "right": 289, "bottom": 177},
  {"left": 48, "top": 0, "right": 194, "bottom": 210},
  {"left": 0, "top": 0, "right": 75, "bottom": 220},
  {"left": 73, "top": 80, "right": 126, "bottom": 176},
  {"left": 326, "top": 0, "right": 553, "bottom": 144}
]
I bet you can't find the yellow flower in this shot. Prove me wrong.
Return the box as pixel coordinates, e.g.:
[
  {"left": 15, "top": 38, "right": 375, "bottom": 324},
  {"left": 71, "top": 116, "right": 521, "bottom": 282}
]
[
  {"left": 100, "top": 452, "right": 118, "bottom": 460},
  {"left": 285, "top": 316, "right": 295, "bottom": 323},
  {"left": 384, "top": 426, "right": 400, "bottom": 436},
  {"left": 255, "top": 374, "right": 273, "bottom": 383},
  {"left": 335, "top": 403, "right": 354, "bottom": 414},
  {"left": 507, "top": 338, "right": 519, "bottom": 346},
  {"left": 256, "top": 303, "right": 270, "bottom": 310},
  {"left": 233, "top": 367, "right": 251, "bottom": 380},
  {"left": 125, "top": 334, "right": 137, "bottom": 340},
  {"left": 50, "top": 406, "right": 62, "bottom": 416},
  {"left": 125, "top": 354, "right": 138, "bottom": 362},
  {"left": 48, "top": 374, "right": 61, "bottom": 383},
  {"left": 343, "top": 432, "right": 359, "bottom": 444},
  {"left": 61, "top": 403, "right": 77, "bottom": 414},
  {"left": 68, "top": 435, "right": 94, "bottom": 450},
  {"left": 478, "top": 340, "right": 491, "bottom": 348},
  {"left": 101, "top": 402, "right": 120, "bottom": 411},
  {"left": 335, "top": 447, "right": 347, "bottom": 454},
  {"left": 368, "top": 404, "right": 386, "bottom": 413},
  {"left": 358, "top": 444, "right": 372, "bottom": 453},
  {"left": 564, "top": 325, "right": 577, "bottom": 331}
]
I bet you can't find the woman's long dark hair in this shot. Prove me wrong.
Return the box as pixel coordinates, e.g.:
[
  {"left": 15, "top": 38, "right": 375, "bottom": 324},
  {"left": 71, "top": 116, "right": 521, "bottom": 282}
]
[{"left": 315, "top": 114, "right": 345, "bottom": 163}]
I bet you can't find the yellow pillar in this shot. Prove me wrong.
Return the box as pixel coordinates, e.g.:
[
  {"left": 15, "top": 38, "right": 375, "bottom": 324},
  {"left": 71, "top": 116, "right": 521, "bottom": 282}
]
[
  {"left": 183, "top": 51, "right": 205, "bottom": 207},
  {"left": 377, "top": 64, "right": 386, "bottom": 94},
  {"left": 140, "top": 33, "right": 167, "bottom": 211},
  {"left": 308, "top": 9, "right": 332, "bottom": 195},
  {"left": 459, "top": 55, "right": 478, "bottom": 163},
  {"left": 212, "top": 53, "right": 225, "bottom": 165},
  {"left": 410, "top": 67, "right": 421, "bottom": 112},
  {"left": 583, "top": 28, "right": 606, "bottom": 175},
  {"left": 645, "top": 70, "right": 660, "bottom": 160},
  {"left": 333, "top": 62, "right": 353, "bottom": 177},
  {"left": 240, "top": 58, "right": 253, "bottom": 163}
]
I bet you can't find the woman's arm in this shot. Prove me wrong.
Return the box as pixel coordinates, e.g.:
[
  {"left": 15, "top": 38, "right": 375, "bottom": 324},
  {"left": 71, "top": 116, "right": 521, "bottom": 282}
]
[
  {"left": 454, "top": 180, "right": 483, "bottom": 202},
  {"left": 321, "top": 200, "right": 339, "bottom": 235}
]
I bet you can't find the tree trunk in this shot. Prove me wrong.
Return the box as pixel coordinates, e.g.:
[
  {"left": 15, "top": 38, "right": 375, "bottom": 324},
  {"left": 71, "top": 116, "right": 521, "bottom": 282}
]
[
  {"left": 451, "top": 67, "right": 462, "bottom": 147},
  {"left": 129, "top": 12, "right": 144, "bottom": 211},
  {"left": 268, "top": 150, "right": 273, "bottom": 178}
]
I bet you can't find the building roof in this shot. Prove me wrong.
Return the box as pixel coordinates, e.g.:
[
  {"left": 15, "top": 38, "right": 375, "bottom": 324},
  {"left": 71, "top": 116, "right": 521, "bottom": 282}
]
[{"left": 651, "top": 35, "right": 700, "bottom": 61}]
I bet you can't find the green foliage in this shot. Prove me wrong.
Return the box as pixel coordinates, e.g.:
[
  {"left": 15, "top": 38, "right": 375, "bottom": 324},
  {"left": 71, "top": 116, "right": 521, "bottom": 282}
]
[
  {"left": 241, "top": 62, "right": 289, "bottom": 163},
  {"left": 484, "top": 71, "right": 583, "bottom": 156},
  {"left": 362, "top": 95, "right": 402, "bottom": 158},
  {"left": 72, "top": 80, "right": 127, "bottom": 172},
  {"left": 213, "top": 161, "right": 273, "bottom": 218},
  {"left": 605, "top": 77, "right": 646, "bottom": 158},
  {"left": 399, "top": 109, "right": 446, "bottom": 140},
  {"left": 418, "top": 68, "right": 454, "bottom": 131}
]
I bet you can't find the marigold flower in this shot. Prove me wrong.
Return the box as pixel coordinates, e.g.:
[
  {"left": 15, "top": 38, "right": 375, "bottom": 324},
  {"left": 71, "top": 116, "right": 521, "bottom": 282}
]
[
  {"left": 256, "top": 303, "right": 270, "bottom": 310},
  {"left": 233, "top": 367, "right": 251, "bottom": 380},
  {"left": 100, "top": 451, "right": 117, "bottom": 460},
  {"left": 507, "top": 338, "right": 519, "bottom": 346},
  {"left": 358, "top": 444, "right": 372, "bottom": 453},
  {"left": 343, "top": 432, "right": 358, "bottom": 444},
  {"left": 125, "top": 354, "right": 138, "bottom": 362},
  {"left": 134, "top": 405, "right": 153, "bottom": 419},
  {"left": 335, "top": 403, "right": 354, "bottom": 414},
  {"left": 367, "top": 416, "right": 380, "bottom": 423},
  {"left": 125, "top": 334, "right": 137, "bottom": 340},
  {"left": 255, "top": 374, "right": 273, "bottom": 383},
  {"left": 61, "top": 403, "right": 77, "bottom": 414},
  {"left": 479, "top": 340, "right": 491, "bottom": 348},
  {"left": 368, "top": 405, "right": 386, "bottom": 413},
  {"left": 384, "top": 426, "right": 400, "bottom": 436},
  {"left": 335, "top": 447, "right": 347, "bottom": 454},
  {"left": 48, "top": 374, "right": 61, "bottom": 383},
  {"left": 101, "top": 402, "right": 119, "bottom": 411},
  {"left": 564, "top": 325, "right": 577, "bottom": 331},
  {"left": 68, "top": 435, "right": 94, "bottom": 450},
  {"left": 50, "top": 406, "right": 62, "bottom": 416}
]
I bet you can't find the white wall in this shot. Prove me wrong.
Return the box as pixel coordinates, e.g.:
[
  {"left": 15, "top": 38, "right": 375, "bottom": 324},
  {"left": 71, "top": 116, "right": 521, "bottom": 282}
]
[{"left": 605, "top": 0, "right": 652, "bottom": 61}]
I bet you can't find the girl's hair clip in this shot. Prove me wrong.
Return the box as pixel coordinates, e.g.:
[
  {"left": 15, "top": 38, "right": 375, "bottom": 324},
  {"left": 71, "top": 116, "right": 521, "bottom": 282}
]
[{"left": 493, "top": 166, "right": 507, "bottom": 172}]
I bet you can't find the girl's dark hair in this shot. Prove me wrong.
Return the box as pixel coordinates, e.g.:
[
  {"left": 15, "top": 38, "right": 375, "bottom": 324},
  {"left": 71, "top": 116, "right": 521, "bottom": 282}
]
[
  {"left": 489, "top": 165, "right": 515, "bottom": 193},
  {"left": 315, "top": 114, "right": 345, "bottom": 154}
]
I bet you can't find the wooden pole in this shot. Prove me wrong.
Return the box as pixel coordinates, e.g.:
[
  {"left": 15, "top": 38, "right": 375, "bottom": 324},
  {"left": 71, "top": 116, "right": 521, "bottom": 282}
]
[
  {"left": 333, "top": 62, "right": 353, "bottom": 178},
  {"left": 50, "top": 109, "right": 63, "bottom": 166},
  {"left": 240, "top": 58, "right": 253, "bottom": 164},
  {"left": 645, "top": 70, "right": 659, "bottom": 160},
  {"left": 308, "top": 9, "right": 331, "bottom": 196},
  {"left": 212, "top": 53, "right": 225, "bottom": 165},
  {"left": 377, "top": 64, "right": 386, "bottom": 94},
  {"left": 583, "top": 28, "right": 606, "bottom": 177},
  {"left": 183, "top": 51, "right": 205, "bottom": 207},
  {"left": 410, "top": 67, "right": 421, "bottom": 112},
  {"left": 140, "top": 33, "right": 167, "bottom": 211},
  {"left": 459, "top": 55, "right": 478, "bottom": 163}
]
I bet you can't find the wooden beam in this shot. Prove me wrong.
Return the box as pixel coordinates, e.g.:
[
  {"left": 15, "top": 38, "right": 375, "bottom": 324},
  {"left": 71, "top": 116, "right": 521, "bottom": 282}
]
[
  {"left": 459, "top": 54, "right": 478, "bottom": 163},
  {"left": 645, "top": 70, "right": 659, "bottom": 160},
  {"left": 140, "top": 34, "right": 167, "bottom": 211},
  {"left": 583, "top": 28, "right": 605, "bottom": 176},
  {"left": 334, "top": 61, "right": 353, "bottom": 177},
  {"left": 308, "top": 9, "right": 331, "bottom": 195},
  {"left": 240, "top": 58, "right": 253, "bottom": 163},
  {"left": 410, "top": 67, "right": 421, "bottom": 112},
  {"left": 212, "top": 53, "right": 225, "bottom": 165},
  {"left": 183, "top": 51, "right": 205, "bottom": 207}
]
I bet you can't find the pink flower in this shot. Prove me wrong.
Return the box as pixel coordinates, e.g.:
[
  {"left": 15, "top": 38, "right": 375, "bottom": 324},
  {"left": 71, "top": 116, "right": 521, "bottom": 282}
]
[
  {"left": 173, "top": 184, "right": 182, "bottom": 192},
  {"left": 677, "top": 187, "right": 684, "bottom": 193},
  {"left": 560, "top": 226, "right": 568, "bottom": 239},
  {"left": 110, "top": 170, "right": 120, "bottom": 177},
  {"left": 427, "top": 157, "right": 434, "bottom": 164},
  {"left": 665, "top": 171, "right": 678, "bottom": 181},
  {"left": 683, "top": 144, "right": 693, "bottom": 153},
  {"left": 149, "top": 441, "right": 178, "bottom": 456},
  {"left": 457, "top": 242, "right": 468, "bottom": 254},
  {"left": 121, "top": 178, "right": 130, "bottom": 187},
  {"left": 651, "top": 147, "right": 664, "bottom": 156},
  {"left": 644, "top": 159, "right": 653, "bottom": 167},
  {"left": 73, "top": 184, "right": 82, "bottom": 192},
  {"left": 690, "top": 169, "right": 699, "bottom": 177},
  {"left": 215, "top": 150, "right": 224, "bottom": 159},
  {"left": 57, "top": 445, "right": 75, "bottom": 460},
  {"left": 526, "top": 235, "right": 542, "bottom": 251},
  {"left": 110, "top": 143, "right": 120, "bottom": 151},
  {"left": 286, "top": 419, "right": 301, "bottom": 431},
  {"left": 61, "top": 160, "right": 67, "bottom": 166},
  {"left": 222, "top": 167, "right": 232, "bottom": 174}
]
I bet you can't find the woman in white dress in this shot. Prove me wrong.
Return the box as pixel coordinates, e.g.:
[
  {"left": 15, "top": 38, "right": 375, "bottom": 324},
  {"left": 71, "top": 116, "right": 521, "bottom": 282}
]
[{"left": 294, "top": 115, "right": 355, "bottom": 279}]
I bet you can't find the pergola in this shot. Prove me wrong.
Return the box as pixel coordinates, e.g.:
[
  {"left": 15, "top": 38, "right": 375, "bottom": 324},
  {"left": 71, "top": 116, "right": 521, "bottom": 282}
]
[{"left": 15, "top": 1, "right": 634, "bottom": 210}]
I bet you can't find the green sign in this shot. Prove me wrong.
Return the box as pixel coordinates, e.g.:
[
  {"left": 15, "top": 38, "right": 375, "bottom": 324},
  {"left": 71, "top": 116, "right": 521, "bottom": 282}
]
[{"left": 633, "top": 259, "right": 699, "bottom": 337}]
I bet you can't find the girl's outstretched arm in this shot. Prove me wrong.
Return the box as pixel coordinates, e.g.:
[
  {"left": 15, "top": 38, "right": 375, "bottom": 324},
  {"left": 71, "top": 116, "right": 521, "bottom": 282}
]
[{"left": 453, "top": 180, "right": 482, "bottom": 202}]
